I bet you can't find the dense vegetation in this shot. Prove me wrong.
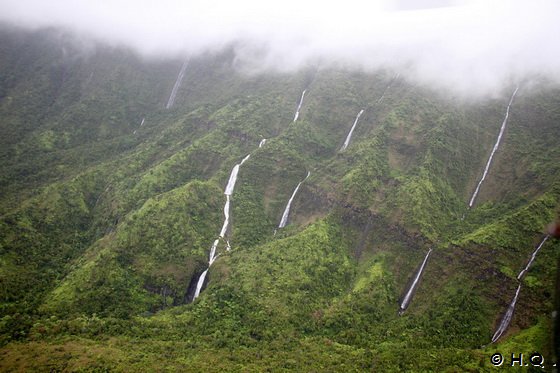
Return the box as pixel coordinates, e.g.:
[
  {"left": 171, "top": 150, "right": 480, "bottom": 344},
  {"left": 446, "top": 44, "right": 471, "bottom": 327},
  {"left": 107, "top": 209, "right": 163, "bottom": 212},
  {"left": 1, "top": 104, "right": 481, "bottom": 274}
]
[{"left": 0, "top": 26, "right": 559, "bottom": 371}]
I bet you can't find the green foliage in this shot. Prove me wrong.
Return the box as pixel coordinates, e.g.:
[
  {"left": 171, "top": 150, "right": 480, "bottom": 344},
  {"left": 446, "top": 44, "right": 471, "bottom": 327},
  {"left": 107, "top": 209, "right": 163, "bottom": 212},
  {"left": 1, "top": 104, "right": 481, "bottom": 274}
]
[
  {"left": 394, "top": 166, "right": 463, "bottom": 240},
  {"left": 418, "top": 284, "right": 493, "bottom": 348},
  {"left": 211, "top": 219, "right": 354, "bottom": 334},
  {"left": 0, "top": 27, "right": 559, "bottom": 372},
  {"left": 339, "top": 134, "right": 390, "bottom": 208},
  {"left": 40, "top": 180, "right": 223, "bottom": 318},
  {"left": 459, "top": 186, "right": 559, "bottom": 249}
]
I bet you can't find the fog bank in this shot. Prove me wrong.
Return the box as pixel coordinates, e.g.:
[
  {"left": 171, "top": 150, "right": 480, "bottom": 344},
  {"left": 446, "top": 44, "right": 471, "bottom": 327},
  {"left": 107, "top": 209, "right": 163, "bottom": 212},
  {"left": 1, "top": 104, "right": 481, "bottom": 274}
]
[{"left": 1, "top": 0, "right": 559, "bottom": 95}]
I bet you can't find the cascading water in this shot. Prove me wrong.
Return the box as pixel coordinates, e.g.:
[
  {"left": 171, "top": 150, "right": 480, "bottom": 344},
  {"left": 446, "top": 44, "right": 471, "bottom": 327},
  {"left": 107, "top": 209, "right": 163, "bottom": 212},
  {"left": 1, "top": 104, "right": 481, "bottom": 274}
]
[
  {"left": 192, "top": 150, "right": 255, "bottom": 300},
  {"left": 468, "top": 86, "right": 519, "bottom": 208},
  {"left": 399, "top": 248, "right": 432, "bottom": 313},
  {"left": 377, "top": 73, "right": 399, "bottom": 104},
  {"left": 208, "top": 239, "right": 220, "bottom": 266},
  {"left": 133, "top": 118, "right": 145, "bottom": 135},
  {"left": 517, "top": 235, "right": 549, "bottom": 280},
  {"left": 278, "top": 171, "right": 310, "bottom": 228},
  {"left": 193, "top": 268, "right": 209, "bottom": 299},
  {"left": 219, "top": 196, "right": 231, "bottom": 238},
  {"left": 340, "top": 109, "right": 364, "bottom": 151},
  {"left": 293, "top": 90, "right": 306, "bottom": 122},
  {"left": 339, "top": 75, "right": 398, "bottom": 152},
  {"left": 491, "top": 284, "right": 521, "bottom": 343},
  {"left": 193, "top": 238, "right": 219, "bottom": 298},
  {"left": 166, "top": 60, "right": 189, "bottom": 109},
  {"left": 224, "top": 154, "right": 251, "bottom": 195},
  {"left": 220, "top": 154, "right": 251, "bottom": 242},
  {"left": 489, "top": 234, "right": 549, "bottom": 342},
  {"left": 259, "top": 138, "right": 267, "bottom": 148}
]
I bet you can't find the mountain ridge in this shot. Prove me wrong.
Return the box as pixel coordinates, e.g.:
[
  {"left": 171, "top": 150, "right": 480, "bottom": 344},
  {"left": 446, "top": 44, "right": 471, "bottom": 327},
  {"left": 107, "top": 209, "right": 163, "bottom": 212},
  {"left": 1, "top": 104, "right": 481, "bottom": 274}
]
[{"left": 0, "top": 26, "right": 559, "bottom": 371}]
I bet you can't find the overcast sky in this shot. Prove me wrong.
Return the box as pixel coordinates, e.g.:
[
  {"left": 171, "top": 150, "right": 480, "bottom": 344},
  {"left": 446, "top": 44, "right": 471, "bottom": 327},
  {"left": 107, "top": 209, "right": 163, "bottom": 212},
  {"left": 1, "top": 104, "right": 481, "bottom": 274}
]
[{"left": 0, "top": 0, "right": 559, "bottom": 95}]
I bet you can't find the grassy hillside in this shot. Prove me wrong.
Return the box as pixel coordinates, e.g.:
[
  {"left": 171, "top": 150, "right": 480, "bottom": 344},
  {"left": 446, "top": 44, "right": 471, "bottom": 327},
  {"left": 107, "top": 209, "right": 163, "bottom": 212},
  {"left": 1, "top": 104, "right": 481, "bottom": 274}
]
[{"left": 0, "top": 26, "right": 559, "bottom": 371}]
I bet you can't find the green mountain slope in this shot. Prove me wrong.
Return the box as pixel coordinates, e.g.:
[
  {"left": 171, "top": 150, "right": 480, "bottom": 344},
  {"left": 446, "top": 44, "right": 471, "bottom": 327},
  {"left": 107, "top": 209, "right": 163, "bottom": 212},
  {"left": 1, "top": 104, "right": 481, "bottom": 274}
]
[{"left": 1, "top": 26, "right": 559, "bottom": 371}]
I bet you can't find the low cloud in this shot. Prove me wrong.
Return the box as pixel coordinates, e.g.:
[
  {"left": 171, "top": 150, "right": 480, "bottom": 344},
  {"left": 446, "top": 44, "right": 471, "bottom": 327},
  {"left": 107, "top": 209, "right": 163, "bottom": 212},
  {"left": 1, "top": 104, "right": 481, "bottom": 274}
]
[{"left": 1, "top": 0, "right": 559, "bottom": 95}]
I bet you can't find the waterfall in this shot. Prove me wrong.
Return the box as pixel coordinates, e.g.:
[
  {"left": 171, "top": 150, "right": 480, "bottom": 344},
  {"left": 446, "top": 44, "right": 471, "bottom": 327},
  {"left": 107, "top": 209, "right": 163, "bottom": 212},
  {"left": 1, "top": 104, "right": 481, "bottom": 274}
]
[
  {"left": 517, "top": 235, "right": 549, "bottom": 280},
  {"left": 166, "top": 60, "right": 189, "bottom": 109},
  {"left": 217, "top": 154, "right": 251, "bottom": 245},
  {"left": 221, "top": 152, "right": 252, "bottom": 243},
  {"left": 468, "top": 86, "right": 519, "bottom": 208},
  {"left": 192, "top": 152, "right": 253, "bottom": 300},
  {"left": 133, "top": 118, "right": 145, "bottom": 135},
  {"left": 193, "top": 239, "right": 219, "bottom": 299},
  {"left": 399, "top": 248, "right": 433, "bottom": 312},
  {"left": 377, "top": 73, "right": 399, "bottom": 104},
  {"left": 208, "top": 239, "right": 219, "bottom": 266},
  {"left": 219, "top": 195, "right": 230, "bottom": 238},
  {"left": 278, "top": 171, "right": 310, "bottom": 228},
  {"left": 259, "top": 138, "right": 267, "bottom": 148},
  {"left": 489, "top": 234, "right": 548, "bottom": 342},
  {"left": 224, "top": 165, "right": 241, "bottom": 196},
  {"left": 193, "top": 268, "right": 209, "bottom": 299},
  {"left": 340, "top": 109, "right": 364, "bottom": 151},
  {"left": 224, "top": 154, "right": 251, "bottom": 195},
  {"left": 293, "top": 90, "right": 306, "bottom": 122},
  {"left": 491, "top": 284, "right": 521, "bottom": 343}
]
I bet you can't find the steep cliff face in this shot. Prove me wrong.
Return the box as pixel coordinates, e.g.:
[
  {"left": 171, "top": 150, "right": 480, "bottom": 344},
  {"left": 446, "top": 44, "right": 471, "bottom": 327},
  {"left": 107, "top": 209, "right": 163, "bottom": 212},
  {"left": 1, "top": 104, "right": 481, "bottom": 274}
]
[{"left": 0, "top": 27, "right": 559, "bottom": 371}]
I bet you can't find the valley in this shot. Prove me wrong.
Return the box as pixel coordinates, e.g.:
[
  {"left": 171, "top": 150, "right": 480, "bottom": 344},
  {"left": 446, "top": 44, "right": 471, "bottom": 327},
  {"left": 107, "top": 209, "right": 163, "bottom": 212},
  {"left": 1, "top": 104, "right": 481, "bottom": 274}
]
[{"left": 0, "top": 26, "right": 559, "bottom": 372}]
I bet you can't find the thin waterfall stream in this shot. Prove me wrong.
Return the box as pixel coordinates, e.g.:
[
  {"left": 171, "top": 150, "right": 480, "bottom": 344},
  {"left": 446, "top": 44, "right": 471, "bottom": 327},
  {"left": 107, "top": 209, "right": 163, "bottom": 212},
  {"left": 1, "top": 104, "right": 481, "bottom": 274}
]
[
  {"left": 133, "top": 117, "right": 145, "bottom": 135},
  {"left": 517, "top": 235, "right": 549, "bottom": 280},
  {"left": 166, "top": 60, "right": 189, "bottom": 109},
  {"left": 490, "top": 235, "right": 550, "bottom": 343},
  {"left": 340, "top": 109, "right": 364, "bottom": 151},
  {"left": 338, "top": 74, "right": 398, "bottom": 152},
  {"left": 491, "top": 284, "right": 522, "bottom": 343},
  {"left": 278, "top": 171, "right": 310, "bottom": 229},
  {"left": 377, "top": 73, "right": 399, "bottom": 104},
  {"left": 293, "top": 90, "right": 306, "bottom": 122},
  {"left": 399, "top": 248, "right": 432, "bottom": 313},
  {"left": 468, "top": 86, "right": 519, "bottom": 208},
  {"left": 192, "top": 146, "right": 258, "bottom": 300}
]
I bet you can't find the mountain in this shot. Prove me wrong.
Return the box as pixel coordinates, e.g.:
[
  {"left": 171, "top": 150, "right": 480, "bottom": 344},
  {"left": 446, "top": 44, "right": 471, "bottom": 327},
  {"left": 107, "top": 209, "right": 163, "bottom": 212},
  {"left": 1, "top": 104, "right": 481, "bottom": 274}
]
[{"left": 0, "top": 26, "right": 559, "bottom": 372}]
